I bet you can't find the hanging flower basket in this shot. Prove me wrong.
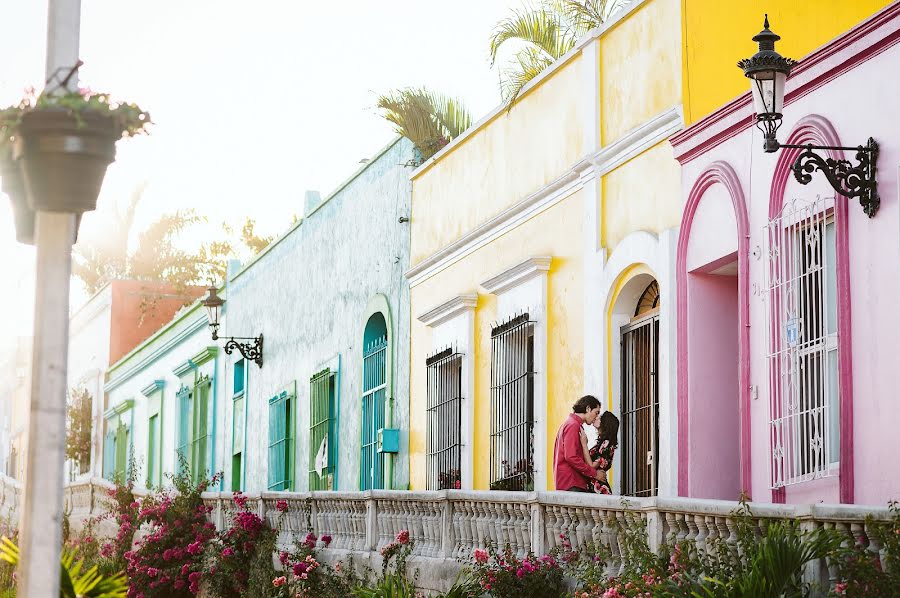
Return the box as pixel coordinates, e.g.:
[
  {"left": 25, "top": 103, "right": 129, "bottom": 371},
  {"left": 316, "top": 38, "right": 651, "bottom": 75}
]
[
  {"left": 0, "top": 149, "right": 33, "bottom": 244},
  {"left": 0, "top": 80, "right": 150, "bottom": 217}
]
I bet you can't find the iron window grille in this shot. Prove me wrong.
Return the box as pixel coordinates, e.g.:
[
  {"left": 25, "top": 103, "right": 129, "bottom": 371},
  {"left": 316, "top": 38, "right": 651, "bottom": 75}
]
[
  {"left": 309, "top": 368, "right": 337, "bottom": 491},
  {"left": 621, "top": 307, "right": 660, "bottom": 497},
  {"left": 765, "top": 197, "right": 839, "bottom": 488},
  {"left": 360, "top": 336, "right": 387, "bottom": 490},
  {"left": 489, "top": 313, "right": 535, "bottom": 491},
  {"left": 426, "top": 347, "right": 463, "bottom": 490}
]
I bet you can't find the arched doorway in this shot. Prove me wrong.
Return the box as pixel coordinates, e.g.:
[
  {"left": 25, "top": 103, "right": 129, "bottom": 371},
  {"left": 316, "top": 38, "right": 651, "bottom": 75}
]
[{"left": 620, "top": 279, "right": 660, "bottom": 497}]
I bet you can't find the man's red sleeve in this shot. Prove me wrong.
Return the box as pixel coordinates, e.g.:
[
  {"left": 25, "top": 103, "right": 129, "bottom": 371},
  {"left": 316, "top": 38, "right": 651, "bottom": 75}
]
[{"left": 563, "top": 423, "right": 597, "bottom": 480}]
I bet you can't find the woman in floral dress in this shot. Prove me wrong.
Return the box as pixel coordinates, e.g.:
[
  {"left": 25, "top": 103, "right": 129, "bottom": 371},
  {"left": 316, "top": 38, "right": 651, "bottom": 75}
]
[{"left": 581, "top": 411, "right": 619, "bottom": 494}]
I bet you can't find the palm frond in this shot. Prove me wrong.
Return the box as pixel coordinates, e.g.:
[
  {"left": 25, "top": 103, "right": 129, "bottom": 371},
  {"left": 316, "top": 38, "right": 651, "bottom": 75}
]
[
  {"left": 499, "top": 45, "right": 556, "bottom": 105},
  {"left": 560, "top": 0, "right": 628, "bottom": 36},
  {"left": 0, "top": 536, "right": 128, "bottom": 598},
  {"left": 489, "top": 4, "right": 573, "bottom": 65},
  {"left": 376, "top": 87, "right": 472, "bottom": 161}
]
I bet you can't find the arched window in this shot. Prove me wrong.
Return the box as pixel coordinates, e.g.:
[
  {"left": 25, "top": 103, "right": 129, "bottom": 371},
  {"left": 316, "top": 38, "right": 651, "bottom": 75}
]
[{"left": 360, "top": 312, "right": 388, "bottom": 490}]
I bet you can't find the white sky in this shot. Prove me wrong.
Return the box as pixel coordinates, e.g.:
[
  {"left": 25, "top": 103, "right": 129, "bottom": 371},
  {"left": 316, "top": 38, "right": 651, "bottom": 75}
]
[{"left": 0, "top": 0, "right": 523, "bottom": 339}]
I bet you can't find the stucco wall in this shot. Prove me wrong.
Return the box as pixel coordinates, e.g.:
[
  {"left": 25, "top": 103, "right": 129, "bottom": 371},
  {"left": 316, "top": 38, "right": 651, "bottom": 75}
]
[
  {"left": 677, "top": 34, "right": 900, "bottom": 504},
  {"left": 681, "top": 0, "right": 893, "bottom": 124},
  {"left": 225, "top": 138, "right": 413, "bottom": 492},
  {"left": 602, "top": 140, "right": 682, "bottom": 251},
  {"left": 410, "top": 54, "right": 586, "bottom": 266},
  {"left": 105, "top": 304, "right": 221, "bottom": 488},
  {"left": 600, "top": 0, "right": 681, "bottom": 144},
  {"left": 409, "top": 192, "right": 585, "bottom": 491}
]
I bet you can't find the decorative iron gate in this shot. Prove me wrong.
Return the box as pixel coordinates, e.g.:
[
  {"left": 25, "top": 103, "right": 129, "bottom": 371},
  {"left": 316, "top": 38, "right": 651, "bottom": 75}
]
[
  {"left": 309, "top": 368, "right": 336, "bottom": 490},
  {"left": 489, "top": 313, "right": 535, "bottom": 491},
  {"left": 764, "top": 197, "right": 838, "bottom": 488},
  {"left": 360, "top": 336, "right": 387, "bottom": 490},
  {"left": 426, "top": 348, "right": 463, "bottom": 490},
  {"left": 621, "top": 313, "right": 659, "bottom": 497}
]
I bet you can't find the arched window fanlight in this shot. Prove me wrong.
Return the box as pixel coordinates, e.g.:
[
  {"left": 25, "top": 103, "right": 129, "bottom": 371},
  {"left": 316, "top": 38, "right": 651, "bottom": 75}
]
[{"left": 634, "top": 280, "right": 660, "bottom": 317}]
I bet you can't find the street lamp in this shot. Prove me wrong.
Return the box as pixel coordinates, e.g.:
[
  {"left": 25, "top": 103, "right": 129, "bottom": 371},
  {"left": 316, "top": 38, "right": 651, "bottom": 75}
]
[
  {"left": 738, "top": 15, "right": 880, "bottom": 217},
  {"left": 201, "top": 286, "right": 263, "bottom": 367}
]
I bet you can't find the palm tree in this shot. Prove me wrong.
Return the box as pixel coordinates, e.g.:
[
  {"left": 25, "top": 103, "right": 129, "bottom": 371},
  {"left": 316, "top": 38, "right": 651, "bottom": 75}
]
[
  {"left": 490, "top": 0, "right": 627, "bottom": 108},
  {"left": 376, "top": 87, "right": 472, "bottom": 163}
]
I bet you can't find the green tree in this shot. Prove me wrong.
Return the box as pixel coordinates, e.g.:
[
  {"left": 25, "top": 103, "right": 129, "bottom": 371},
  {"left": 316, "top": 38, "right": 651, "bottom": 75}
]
[
  {"left": 376, "top": 87, "right": 472, "bottom": 163},
  {"left": 65, "top": 387, "right": 92, "bottom": 476},
  {"left": 72, "top": 185, "right": 274, "bottom": 296},
  {"left": 490, "top": 0, "right": 627, "bottom": 107}
]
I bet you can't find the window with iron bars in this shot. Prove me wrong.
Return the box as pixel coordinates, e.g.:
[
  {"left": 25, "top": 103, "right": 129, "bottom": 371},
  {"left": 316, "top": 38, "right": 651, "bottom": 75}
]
[
  {"left": 489, "top": 313, "right": 535, "bottom": 491},
  {"left": 360, "top": 336, "right": 387, "bottom": 490},
  {"left": 426, "top": 348, "right": 463, "bottom": 490},
  {"left": 765, "top": 197, "right": 839, "bottom": 489},
  {"left": 309, "top": 368, "right": 336, "bottom": 491}
]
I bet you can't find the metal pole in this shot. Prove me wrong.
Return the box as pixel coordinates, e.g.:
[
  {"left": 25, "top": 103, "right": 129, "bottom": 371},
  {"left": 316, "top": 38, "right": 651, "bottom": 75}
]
[
  {"left": 18, "top": 213, "right": 77, "bottom": 598},
  {"left": 18, "top": 1, "right": 81, "bottom": 596}
]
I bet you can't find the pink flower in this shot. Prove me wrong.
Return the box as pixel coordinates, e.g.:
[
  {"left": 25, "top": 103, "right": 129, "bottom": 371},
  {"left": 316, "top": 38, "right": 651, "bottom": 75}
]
[
  {"left": 834, "top": 582, "right": 848, "bottom": 594},
  {"left": 222, "top": 547, "right": 234, "bottom": 557},
  {"left": 396, "top": 529, "right": 410, "bottom": 545},
  {"left": 186, "top": 541, "right": 202, "bottom": 555},
  {"left": 304, "top": 532, "right": 317, "bottom": 549},
  {"left": 516, "top": 568, "right": 525, "bottom": 578},
  {"left": 275, "top": 500, "right": 288, "bottom": 512},
  {"left": 321, "top": 534, "right": 332, "bottom": 546},
  {"left": 474, "top": 549, "right": 489, "bottom": 563},
  {"left": 272, "top": 576, "right": 286, "bottom": 587},
  {"left": 100, "top": 543, "right": 113, "bottom": 557},
  {"left": 147, "top": 567, "right": 159, "bottom": 578},
  {"left": 279, "top": 551, "right": 290, "bottom": 565},
  {"left": 335, "top": 561, "right": 343, "bottom": 572}
]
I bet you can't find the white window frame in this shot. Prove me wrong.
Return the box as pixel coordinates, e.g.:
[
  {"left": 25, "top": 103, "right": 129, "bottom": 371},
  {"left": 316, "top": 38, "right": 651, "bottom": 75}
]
[
  {"left": 481, "top": 256, "right": 551, "bottom": 491},
  {"left": 417, "top": 294, "right": 476, "bottom": 490}
]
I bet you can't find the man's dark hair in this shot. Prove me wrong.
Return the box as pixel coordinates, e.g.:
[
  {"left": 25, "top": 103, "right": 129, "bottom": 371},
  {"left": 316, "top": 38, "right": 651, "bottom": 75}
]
[{"left": 572, "top": 395, "right": 601, "bottom": 413}]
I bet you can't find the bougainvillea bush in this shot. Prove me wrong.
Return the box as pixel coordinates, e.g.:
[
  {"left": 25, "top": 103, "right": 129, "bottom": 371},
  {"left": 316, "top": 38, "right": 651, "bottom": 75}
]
[
  {"left": 202, "top": 492, "right": 278, "bottom": 598},
  {"left": 828, "top": 501, "right": 900, "bottom": 597},
  {"left": 466, "top": 542, "right": 568, "bottom": 598},
  {"left": 271, "top": 526, "right": 368, "bottom": 598},
  {"left": 123, "top": 468, "right": 220, "bottom": 597}
]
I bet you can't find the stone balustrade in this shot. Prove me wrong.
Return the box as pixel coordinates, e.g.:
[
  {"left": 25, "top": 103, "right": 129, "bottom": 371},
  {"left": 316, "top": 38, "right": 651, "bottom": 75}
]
[{"left": 53, "top": 481, "right": 892, "bottom": 593}]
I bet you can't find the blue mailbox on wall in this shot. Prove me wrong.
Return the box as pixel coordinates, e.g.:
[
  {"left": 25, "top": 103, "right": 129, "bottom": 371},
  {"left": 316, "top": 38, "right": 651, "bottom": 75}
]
[{"left": 377, "top": 428, "right": 400, "bottom": 454}]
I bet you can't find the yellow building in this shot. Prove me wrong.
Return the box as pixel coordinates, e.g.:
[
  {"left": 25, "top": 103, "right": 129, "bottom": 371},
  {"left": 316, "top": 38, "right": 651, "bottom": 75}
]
[{"left": 406, "top": 0, "right": 891, "bottom": 493}]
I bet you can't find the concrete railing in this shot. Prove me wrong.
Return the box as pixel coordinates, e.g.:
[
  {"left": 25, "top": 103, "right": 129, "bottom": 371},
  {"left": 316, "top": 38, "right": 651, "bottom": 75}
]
[{"left": 56, "top": 481, "right": 893, "bottom": 593}]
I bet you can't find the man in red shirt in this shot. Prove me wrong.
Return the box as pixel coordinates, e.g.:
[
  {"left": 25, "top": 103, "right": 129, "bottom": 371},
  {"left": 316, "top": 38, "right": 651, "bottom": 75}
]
[{"left": 553, "top": 395, "right": 606, "bottom": 491}]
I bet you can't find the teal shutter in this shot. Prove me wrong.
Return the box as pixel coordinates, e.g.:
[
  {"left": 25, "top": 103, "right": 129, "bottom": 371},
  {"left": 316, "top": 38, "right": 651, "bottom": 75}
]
[
  {"left": 114, "top": 422, "right": 128, "bottom": 481},
  {"left": 309, "top": 370, "right": 336, "bottom": 490},
  {"left": 192, "top": 376, "right": 210, "bottom": 483},
  {"left": 103, "top": 428, "right": 116, "bottom": 480},
  {"left": 361, "top": 337, "right": 387, "bottom": 490},
  {"left": 148, "top": 414, "right": 159, "bottom": 487},
  {"left": 176, "top": 386, "right": 191, "bottom": 473},
  {"left": 268, "top": 391, "right": 292, "bottom": 490}
]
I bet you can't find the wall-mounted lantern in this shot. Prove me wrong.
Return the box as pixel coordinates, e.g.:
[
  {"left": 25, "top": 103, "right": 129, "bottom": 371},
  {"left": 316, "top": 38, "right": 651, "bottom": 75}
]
[
  {"left": 738, "top": 15, "right": 880, "bottom": 217},
  {"left": 201, "top": 286, "right": 264, "bottom": 367}
]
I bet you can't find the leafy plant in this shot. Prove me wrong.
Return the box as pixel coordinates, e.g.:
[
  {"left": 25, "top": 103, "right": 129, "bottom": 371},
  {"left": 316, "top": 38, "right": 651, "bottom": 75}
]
[
  {"left": 376, "top": 88, "right": 471, "bottom": 163},
  {"left": 828, "top": 501, "right": 900, "bottom": 597},
  {"left": 202, "top": 492, "right": 278, "bottom": 598},
  {"left": 490, "top": 1, "right": 628, "bottom": 107},
  {"left": 66, "top": 387, "right": 93, "bottom": 475},
  {"left": 0, "top": 535, "right": 128, "bottom": 598}
]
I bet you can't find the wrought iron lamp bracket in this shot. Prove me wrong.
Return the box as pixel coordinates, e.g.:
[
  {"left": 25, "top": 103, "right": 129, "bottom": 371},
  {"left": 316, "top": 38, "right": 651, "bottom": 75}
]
[
  {"left": 779, "top": 138, "right": 880, "bottom": 218},
  {"left": 221, "top": 334, "right": 264, "bottom": 368}
]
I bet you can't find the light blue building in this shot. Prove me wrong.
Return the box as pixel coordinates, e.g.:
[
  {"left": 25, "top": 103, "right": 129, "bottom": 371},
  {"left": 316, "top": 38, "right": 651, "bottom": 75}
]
[{"left": 101, "top": 138, "right": 414, "bottom": 493}]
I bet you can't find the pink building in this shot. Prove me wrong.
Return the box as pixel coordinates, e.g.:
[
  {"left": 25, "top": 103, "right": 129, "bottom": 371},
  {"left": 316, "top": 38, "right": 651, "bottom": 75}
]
[{"left": 671, "top": 5, "right": 900, "bottom": 506}]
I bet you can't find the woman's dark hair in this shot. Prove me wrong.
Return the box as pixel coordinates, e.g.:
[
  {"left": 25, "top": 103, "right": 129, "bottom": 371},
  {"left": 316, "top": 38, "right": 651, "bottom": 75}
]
[
  {"left": 598, "top": 411, "right": 620, "bottom": 445},
  {"left": 572, "top": 395, "right": 601, "bottom": 414}
]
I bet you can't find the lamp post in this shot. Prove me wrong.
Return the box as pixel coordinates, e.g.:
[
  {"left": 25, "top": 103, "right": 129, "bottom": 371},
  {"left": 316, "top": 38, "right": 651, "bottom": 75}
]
[
  {"left": 201, "top": 286, "right": 264, "bottom": 367},
  {"left": 739, "top": 15, "right": 880, "bottom": 217},
  {"left": 17, "top": 2, "right": 83, "bottom": 596}
]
